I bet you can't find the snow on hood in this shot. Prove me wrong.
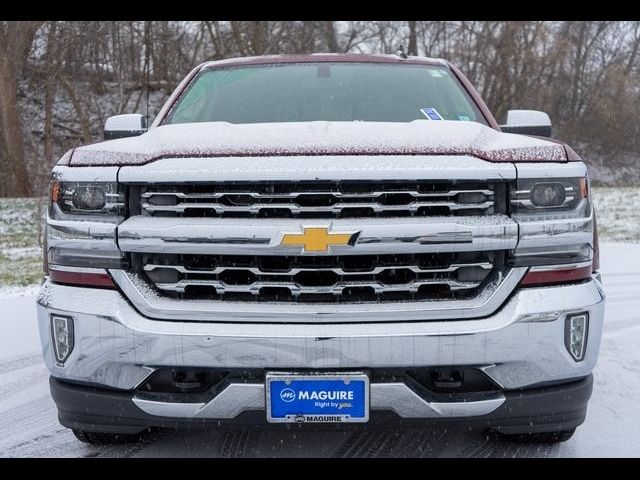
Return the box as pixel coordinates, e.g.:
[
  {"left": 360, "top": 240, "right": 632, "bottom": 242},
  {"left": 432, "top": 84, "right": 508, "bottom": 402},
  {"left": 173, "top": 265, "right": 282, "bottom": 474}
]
[{"left": 70, "top": 120, "right": 568, "bottom": 166}]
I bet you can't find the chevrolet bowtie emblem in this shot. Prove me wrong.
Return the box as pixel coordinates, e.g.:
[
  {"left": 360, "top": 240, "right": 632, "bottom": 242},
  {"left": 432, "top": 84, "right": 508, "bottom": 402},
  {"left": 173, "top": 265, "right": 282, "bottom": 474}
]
[{"left": 280, "top": 227, "right": 359, "bottom": 253}]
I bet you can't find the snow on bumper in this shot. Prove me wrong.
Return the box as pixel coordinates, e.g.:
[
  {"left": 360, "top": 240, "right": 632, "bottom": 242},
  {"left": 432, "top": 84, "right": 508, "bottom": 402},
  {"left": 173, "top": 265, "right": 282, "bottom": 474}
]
[{"left": 36, "top": 277, "right": 605, "bottom": 391}]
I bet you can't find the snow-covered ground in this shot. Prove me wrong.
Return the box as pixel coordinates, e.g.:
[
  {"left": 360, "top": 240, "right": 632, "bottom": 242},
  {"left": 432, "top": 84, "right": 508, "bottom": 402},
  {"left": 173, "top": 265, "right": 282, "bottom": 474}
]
[{"left": 0, "top": 242, "right": 638, "bottom": 458}]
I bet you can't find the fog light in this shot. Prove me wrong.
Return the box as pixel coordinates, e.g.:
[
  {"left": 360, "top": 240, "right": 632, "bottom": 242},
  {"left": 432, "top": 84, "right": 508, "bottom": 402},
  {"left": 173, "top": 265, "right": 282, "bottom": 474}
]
[
  {"left": 565, "top": 312, "right": 588, "bottom": 361},
  {"left": 72, "top": 186, "right": 107, "bottom": 211},
  {"left": 530, "top": 182, "right": 565, "bottom": 207},
  {"left": 51, "top": 315, "right": 74, "bottom": 364}
]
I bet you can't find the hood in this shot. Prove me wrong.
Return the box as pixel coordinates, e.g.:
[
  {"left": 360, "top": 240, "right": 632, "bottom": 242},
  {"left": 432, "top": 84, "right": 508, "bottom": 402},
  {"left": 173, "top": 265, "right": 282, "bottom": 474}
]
[{"left": 69, "top": 120, "right": 568, "bottom": 166}]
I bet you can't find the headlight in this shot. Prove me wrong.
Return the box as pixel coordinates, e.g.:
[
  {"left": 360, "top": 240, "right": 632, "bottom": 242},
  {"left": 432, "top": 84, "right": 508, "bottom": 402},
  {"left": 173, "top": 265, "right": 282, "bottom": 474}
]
[
  {"left": 51, "top": 181, "right": 124, "bottom": 218},
  {"left": 511, "top": 172, "right": 594, "bottom": 285},
  {"left": 46, "top": 168, "right": 125, "bottom": 286},
  {"left": 511, "top": 177, "right": 589, "bottom": 218}
]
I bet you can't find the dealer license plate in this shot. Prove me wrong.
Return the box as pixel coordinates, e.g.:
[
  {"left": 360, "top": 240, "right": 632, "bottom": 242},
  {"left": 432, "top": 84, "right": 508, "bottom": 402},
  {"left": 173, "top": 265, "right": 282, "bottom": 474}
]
[{"left": 266, "top": 372, "right": 369, "bottom": 424}]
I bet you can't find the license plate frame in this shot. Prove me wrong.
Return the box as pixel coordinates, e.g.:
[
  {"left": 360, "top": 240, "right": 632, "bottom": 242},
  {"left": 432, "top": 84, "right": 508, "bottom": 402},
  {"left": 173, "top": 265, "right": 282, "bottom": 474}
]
[{"left": 265, "top": 372, "right": 370, "bottom": 424}]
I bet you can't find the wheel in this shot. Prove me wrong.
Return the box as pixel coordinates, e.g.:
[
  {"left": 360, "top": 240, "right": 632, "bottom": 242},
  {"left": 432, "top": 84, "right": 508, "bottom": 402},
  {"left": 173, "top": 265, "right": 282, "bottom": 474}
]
[
  {"left": 72, "top": 429, "right": 149, "bottom": 445},
  {"left": 492, "top": 428, "right": 576, "bottom": 444}
]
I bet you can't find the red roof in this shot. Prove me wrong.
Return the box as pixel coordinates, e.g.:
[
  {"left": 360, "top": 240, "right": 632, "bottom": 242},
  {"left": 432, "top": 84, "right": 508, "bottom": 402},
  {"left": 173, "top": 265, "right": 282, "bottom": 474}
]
[{"left": 199, "top": 53, "right": 448, "bottom": 70}]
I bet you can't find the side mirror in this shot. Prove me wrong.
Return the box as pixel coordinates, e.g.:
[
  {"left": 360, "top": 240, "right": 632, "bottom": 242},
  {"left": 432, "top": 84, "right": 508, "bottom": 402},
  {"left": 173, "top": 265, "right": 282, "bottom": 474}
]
[
  {"left": 104, "top": 114, "right": 147, "bottom": 140},
  {"left": 500, "top": 110, "right": 552, "bottom": 137}
]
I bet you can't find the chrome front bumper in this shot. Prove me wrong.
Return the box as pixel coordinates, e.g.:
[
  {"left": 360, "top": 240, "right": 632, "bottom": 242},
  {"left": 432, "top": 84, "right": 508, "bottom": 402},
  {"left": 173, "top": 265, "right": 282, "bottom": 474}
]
[{"left": 36, "top": 275, "right": 604, "bottom": 420}]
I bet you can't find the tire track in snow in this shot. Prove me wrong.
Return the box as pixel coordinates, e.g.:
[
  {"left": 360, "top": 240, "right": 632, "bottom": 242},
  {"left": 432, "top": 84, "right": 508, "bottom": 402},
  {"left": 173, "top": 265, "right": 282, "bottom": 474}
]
[
  {"left": 88, "top": 430, "right": 168, "bottom": 458},
  {"left": 0, "top": 353, "right": 42, "bottom": 373},
  {"left": 333, "top": 429, "right": 393, "bottom": 457},
  {"left": 333, "top": 428, "right": 458, "bottom": 458},
  {"left": 0, "top": 394, "right": 68, "bottom": 457},
  {"left": 334, "top": 427, "right": 504, "bottom": 458},
  {"left": 455, "top": 431, "right": 561, "bottom": 458},
  {"left": 219, "top": 429, "right": 261, "bottom": 458},
  {"left": 0, "top": 365, "right": 48, "bottom": 404}
]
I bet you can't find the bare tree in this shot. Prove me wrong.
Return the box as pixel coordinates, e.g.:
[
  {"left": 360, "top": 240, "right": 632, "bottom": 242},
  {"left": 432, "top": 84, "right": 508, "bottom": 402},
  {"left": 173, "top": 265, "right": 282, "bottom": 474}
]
[{"left": 0, "top": 21, "right": 43, "bottom": 196}]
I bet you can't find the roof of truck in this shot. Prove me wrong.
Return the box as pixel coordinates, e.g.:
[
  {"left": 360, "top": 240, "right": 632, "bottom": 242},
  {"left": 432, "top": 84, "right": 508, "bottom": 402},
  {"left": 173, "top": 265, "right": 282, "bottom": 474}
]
[{"left": 198, "top": 53, "right": 449, "bottom": 70}]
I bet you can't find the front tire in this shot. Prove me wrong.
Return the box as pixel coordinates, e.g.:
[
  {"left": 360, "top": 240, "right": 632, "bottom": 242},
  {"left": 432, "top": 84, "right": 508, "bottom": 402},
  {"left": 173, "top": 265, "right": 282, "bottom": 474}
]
[{"left": 72, "top": 429, "right": 150, "bottom": 445}]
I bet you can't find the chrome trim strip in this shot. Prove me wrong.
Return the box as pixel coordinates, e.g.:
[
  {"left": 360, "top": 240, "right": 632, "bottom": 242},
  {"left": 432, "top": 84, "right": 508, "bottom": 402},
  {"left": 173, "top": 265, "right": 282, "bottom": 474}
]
[
  {"left": 141, "top": 189, "right": 495, "bottom": 200},
  {"left": 369, "top": 383, "right": 505, "bottom": 418},
  {"left": 108, "top": 267, "right": 527, "bottom": 323},
  {"left": 46, "top": 214, "right": 121, "bottom": 258},
  {"left": 131, "top": 381, "right": 504, "bottom": 419},
  {"left": 117, "top": 215, "right": 518, "bottom": 255},
  {"left": 133, "top": 383, "right": 265, "bottom": 418},
  {"left": 141, "top": 200, "right": 494, "bottom": 215},
  {"left": 48, "top": 265, "right": 109, "bottom": 274},
  {"left": 144, "top": 262, "right": 493, "bottom": 276},
  {"left": 516, "top": 215, "right": 593, "bottom": 250},
  {"left": 47, "top": 217, "right": 118, "bottom": 241},
  {"left": 153, "top": 277, "right": 482, "bottom": 295},
  {"left": 528, "top": 261, "right": 593, "bottom": 272}
]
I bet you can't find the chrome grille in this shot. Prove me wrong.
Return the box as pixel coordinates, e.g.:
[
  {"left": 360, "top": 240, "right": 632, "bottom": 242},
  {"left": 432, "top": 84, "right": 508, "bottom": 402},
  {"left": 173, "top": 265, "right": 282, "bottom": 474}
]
[
  {"left": 139, "top": 251, "right": 502, "bottom": 303},
  {"left": 139, "top": 181, "right": 497, "bottom": 218}
]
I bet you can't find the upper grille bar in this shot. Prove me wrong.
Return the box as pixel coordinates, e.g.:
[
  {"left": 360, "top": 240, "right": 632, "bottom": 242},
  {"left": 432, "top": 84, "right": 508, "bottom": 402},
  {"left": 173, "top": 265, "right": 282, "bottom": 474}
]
[
  {"left": 142, "top": 200, "right": 495, "bottom": 215},
  {"left": 139, "top": 181, "right": 498, "bottom": 218},
  {"left": 141, "top": 189, "right": 494, "bottom": 200}
]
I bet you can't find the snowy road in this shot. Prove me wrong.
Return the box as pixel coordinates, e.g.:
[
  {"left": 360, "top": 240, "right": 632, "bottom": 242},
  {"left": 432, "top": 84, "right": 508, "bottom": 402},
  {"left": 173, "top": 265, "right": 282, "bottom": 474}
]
[{"left": 1, "top": 242, "right": 638, "bottom": 457}]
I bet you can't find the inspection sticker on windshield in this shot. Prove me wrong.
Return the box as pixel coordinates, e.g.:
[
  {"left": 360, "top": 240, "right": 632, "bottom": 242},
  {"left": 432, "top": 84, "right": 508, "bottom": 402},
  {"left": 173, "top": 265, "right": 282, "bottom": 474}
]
[
  {"left": 266, "top": 373, "right": 369, "bottom": 423},
  {"left": 420, "top": 107, "right": 443, "bottom": 120}
]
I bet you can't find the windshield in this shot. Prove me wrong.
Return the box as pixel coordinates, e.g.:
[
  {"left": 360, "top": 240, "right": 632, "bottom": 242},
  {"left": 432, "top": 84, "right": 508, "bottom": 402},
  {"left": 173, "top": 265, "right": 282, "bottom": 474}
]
[{"left": 164, "top": 62, "right": 487, "bottom": 125}]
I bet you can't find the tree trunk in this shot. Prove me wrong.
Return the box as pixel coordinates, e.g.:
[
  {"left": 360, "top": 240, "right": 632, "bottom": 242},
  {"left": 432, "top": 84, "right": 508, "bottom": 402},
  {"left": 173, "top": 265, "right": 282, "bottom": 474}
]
[
  {"left": 0, "top": 21, "right": 43, "bottom": 197},
  {"left": 0, "top": 59, "right": 31, "bottom": 196},
  {"left": 43, "top": 22, "right": 59, "bottom": 168},
  {"left": 61, "top": 77, "right": 94, "bottom": 144},
  {"left": 324, "top": 21, "right": 339, "bottom": 52},
  {"left": 408, "top": 21, "right": 418, "bottom": 55}
]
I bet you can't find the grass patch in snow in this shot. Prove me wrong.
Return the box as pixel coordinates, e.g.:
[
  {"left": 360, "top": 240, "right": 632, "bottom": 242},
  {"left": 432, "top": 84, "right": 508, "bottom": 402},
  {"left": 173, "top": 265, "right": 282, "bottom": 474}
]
[
  {"left": 0, "top": 198, "right": 44, "bottom": 249},
  {"left": 0, "top": 252, "right": 43, "bottom": 286},
  {"left": 0, "top": 198, "right": 45, "bottom": 287},
  {"left": 591, "top": 187, "right": 640, "bottom": 243}
]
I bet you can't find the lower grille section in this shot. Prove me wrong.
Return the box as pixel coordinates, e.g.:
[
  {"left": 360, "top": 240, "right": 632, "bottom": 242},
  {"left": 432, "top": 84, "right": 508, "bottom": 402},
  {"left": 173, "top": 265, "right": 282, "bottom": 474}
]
[{"left": 137, "top": 251, "right": 502, "bottom": 303}]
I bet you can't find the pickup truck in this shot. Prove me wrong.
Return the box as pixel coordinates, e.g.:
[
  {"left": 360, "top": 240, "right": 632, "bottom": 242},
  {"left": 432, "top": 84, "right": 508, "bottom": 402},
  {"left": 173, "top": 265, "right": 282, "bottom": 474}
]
[{"left": 37, "top": 53, "right": 605, "bottom": 445}]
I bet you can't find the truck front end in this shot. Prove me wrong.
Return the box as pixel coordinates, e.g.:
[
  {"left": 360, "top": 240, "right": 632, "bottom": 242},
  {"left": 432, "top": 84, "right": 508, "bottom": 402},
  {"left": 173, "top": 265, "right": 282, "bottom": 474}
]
[{"left": 37, "top": 56, "right": 604, "bottom": 444}]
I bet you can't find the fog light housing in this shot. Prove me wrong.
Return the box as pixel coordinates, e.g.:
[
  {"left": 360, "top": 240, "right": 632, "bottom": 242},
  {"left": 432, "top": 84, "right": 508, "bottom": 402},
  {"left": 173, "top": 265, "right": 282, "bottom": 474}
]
[
  {"left": 51, "top": 315, "right": 74, "bottom": 364},
  {"left": 565, "top": 312, "right": 588, "bottom": 361}
]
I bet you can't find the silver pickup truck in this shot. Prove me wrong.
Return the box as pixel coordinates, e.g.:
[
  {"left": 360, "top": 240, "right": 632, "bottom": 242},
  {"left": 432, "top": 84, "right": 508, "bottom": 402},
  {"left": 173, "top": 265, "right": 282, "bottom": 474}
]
[{"left": 37, "top": 54, "right": 604, "bottom": 445}]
